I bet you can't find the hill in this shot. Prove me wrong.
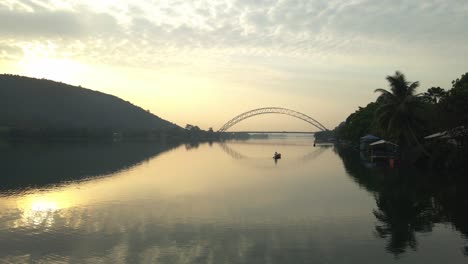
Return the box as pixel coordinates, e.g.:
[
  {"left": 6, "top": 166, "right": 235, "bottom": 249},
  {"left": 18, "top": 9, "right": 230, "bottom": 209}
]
[{"left": 0, "top": 74, "right": 179, "bottom": 132}]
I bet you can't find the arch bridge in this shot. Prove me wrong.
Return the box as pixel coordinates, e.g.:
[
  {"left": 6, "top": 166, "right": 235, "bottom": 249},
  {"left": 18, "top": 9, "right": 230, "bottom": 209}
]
[{"left": 218, "top": 107, "right": 328, "bottom": 132}]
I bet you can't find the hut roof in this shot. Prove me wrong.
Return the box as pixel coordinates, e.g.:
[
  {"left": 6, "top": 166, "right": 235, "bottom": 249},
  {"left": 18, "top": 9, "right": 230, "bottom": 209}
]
[
  {"left": 424, "top": 126, "right": 467, "bottom": 140},
  {"left": 369, "top": 139, "right": 399, "bottom": 147},
  {"left": 360, "top": 134, "right": 380, "bottom": 141}
]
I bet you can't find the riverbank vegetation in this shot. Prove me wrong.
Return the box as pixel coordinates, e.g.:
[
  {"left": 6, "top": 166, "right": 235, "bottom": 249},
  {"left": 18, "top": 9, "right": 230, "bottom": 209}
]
[{"left": 331, "top": 71, "right": 468, "bottom": 169}]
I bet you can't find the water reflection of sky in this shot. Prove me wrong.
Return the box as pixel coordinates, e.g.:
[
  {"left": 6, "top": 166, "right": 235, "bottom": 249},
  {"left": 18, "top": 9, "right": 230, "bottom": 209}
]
[{"left": 0, "top": 138, "right": 467, "bottom": 263}]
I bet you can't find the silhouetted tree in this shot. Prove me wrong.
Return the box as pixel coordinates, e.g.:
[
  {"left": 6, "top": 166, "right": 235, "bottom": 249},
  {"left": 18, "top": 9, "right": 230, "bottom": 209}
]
[
  {"left": 422, "top": 87, "right": 447, "bottom": 104},
  {"left": 443, "top": 73, "right": 468, "bottom": 127},
  {"left": 334, "top": 102, "right": 380, "bottom": 142},
  {"left": 374, "top": 71, "right": 424, "bottom": 147}
]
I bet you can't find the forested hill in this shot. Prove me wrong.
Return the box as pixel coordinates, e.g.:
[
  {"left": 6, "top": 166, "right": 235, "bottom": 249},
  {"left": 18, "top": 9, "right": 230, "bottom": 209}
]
[{"left": 0, "top": 74, "right": 179, "bottom": 131}]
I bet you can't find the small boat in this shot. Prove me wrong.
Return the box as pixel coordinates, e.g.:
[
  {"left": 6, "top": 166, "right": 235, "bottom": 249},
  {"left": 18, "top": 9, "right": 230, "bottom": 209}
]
[{"left": 273, "top": 153, "right": 281, "bottom": 159}]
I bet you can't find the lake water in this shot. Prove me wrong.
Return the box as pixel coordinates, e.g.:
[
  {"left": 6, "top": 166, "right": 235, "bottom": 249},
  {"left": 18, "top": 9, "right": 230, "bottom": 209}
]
[{"left": 1, "top": 136, "right": 467, "bottom": 263}]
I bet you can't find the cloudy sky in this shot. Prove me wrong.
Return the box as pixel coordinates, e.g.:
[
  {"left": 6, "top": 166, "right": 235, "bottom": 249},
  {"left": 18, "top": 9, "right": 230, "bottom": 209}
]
[{"left": 1, "top": 0, "right": 467, "bottom": 131}]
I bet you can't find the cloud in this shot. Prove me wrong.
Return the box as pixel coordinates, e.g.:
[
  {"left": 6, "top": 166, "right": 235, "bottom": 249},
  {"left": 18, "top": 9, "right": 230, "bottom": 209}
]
[
  {"left": 0, "top": 9, "right": 81, "bottom": 38},
  {"left": 0, "top": 43, "right": 23, "bottom": 60},
  {"left": 326, "top": 0, "right": 468, "bottom": 43},
  {"left": 0, "top": 0, "right": 466, "bottom": 71},
  {"left": 0, "top": 8, "right": 119, "bottom": 39}
]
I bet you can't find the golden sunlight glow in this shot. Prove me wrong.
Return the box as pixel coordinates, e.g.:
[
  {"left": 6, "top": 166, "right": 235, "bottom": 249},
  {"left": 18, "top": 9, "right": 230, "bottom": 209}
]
[
  {"left": 19, "top": 195, "right": 72, "bottom": 212},
  {"left": 30, "top": 199, "right": 59, "bottom": 212},
  {"left": 12, "top": 192, "right": 75, "bottom": 228},
  {"left": 15, "top": 43, "right": 87, "bottom": 84},
  {"left": 20, "top": 57, "right": 86, "bottom": 83}
]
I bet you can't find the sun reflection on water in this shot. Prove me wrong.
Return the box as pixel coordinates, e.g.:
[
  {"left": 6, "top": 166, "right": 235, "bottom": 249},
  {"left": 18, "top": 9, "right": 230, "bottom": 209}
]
[
  {"left": 13, "top": 193, "right": 73, "bottom": 229},
  {"left": 31, "top": 199, "right": 59, "bottom": 212}
]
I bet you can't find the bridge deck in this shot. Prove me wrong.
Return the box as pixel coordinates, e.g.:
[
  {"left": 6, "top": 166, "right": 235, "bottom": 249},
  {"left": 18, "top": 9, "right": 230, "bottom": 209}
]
[{"left": 228, "top": 131, "right": 316, "bottom": 134}]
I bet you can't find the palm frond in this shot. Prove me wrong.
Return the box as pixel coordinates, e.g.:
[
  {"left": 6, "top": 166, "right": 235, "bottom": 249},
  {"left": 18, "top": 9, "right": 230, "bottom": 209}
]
[
  {"left": 375, "top": 88, "right": 391, "bottom": 94},
  {"left": 407, "top": 81, "right": 420, "bottom": 95}
]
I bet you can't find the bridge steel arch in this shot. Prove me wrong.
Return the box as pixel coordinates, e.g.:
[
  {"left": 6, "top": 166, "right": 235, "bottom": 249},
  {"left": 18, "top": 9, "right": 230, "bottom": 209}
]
[{"left": 218, "top": 107, "right": 328, "bottom": 132}]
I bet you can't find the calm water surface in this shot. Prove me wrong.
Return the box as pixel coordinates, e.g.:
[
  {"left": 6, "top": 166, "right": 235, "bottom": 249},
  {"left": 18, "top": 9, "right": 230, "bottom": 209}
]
[{"left": 1, "top": 136, "right": 467, "bottom": 263}]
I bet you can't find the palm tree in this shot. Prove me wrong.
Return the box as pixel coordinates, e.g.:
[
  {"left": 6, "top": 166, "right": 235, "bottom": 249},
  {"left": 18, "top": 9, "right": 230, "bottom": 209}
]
[{"left": 374, "top": 71, "right": 424, "bottom": 147}]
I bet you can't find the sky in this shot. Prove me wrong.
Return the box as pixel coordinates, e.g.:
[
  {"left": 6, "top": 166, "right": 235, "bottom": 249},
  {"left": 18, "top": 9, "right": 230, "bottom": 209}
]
[{"left": 1, "top": 0, "right": 467, "bottom": 131}]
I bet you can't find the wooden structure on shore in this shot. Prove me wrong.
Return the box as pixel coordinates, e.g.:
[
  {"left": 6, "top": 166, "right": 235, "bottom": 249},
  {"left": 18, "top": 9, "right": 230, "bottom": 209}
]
[{"left": 368, "top": 140, "right": 399, "bottom": 162}]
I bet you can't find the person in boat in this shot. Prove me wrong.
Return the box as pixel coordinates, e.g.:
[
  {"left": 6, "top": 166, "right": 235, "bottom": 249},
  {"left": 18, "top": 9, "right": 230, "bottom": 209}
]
[{"left": 273, "top": 152, "right": 281, "bottom": 159}]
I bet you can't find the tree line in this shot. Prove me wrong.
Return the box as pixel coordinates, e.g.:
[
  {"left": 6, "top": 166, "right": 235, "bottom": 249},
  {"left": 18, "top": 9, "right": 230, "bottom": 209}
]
[{"left": 330, "top": 71, "right": 468, "bottom": 168}]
